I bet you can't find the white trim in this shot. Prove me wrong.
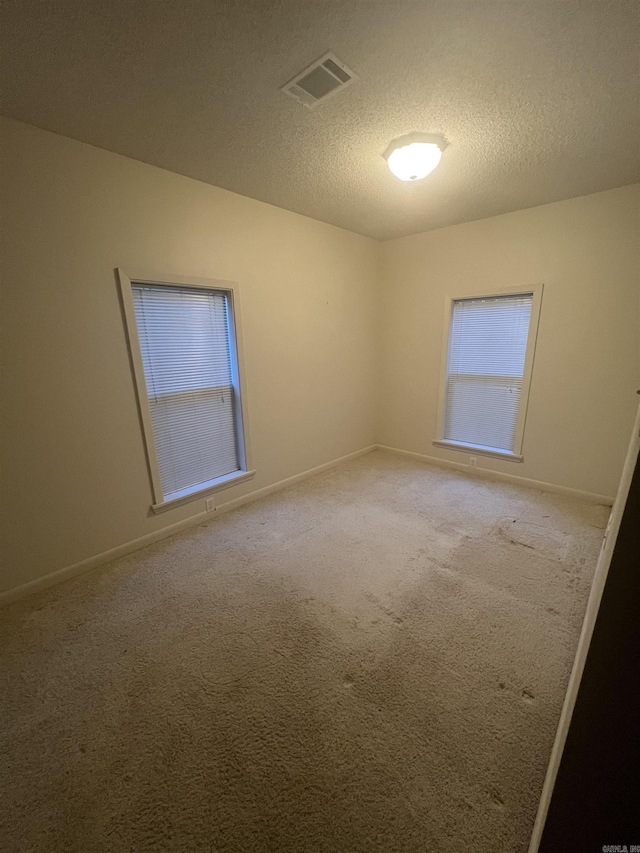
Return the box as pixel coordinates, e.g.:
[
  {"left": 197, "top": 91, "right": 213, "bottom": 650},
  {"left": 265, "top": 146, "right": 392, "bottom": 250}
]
[
  {"left": 434, "top": 284, "right": 544, "bottom": 458},
  {"left": 226, "top": 284, "right": 253, "bottom": 474},
  {"left": 527, "top": 400, "right": 640, "bottom": 853},
  {"left": 152, "top": 469, "right": 256, "bottom": 513},
  {"left": 376, "top": 444, "right": 614, "bottom": 505},
  {"left": 0, "top": 445, "right": 376, "bottom": 605},
  {"left": 516, "top": 285, "right": 543, "bottom": 454},
  {"left": 432, "top": 439, "right": 523, "bottom": 462},
  {"left": 115, "top": 269, "right": 254, "bottom": 509},
  {"left": 116, "top": 269, "right": 164, "bottom": 500}
]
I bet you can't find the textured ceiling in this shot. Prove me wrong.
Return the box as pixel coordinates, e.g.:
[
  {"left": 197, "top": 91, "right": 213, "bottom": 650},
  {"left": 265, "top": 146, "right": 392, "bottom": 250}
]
[{"left": 1, "top": 0, "right": 639, "bottom": 240}]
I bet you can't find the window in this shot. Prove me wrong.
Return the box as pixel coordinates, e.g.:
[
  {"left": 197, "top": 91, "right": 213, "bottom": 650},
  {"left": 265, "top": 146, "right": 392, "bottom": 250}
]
[
  {"left": 117, "top": 271, "right": 254, "bottom": 511},
  {"left": 434, "top": 287, "right": 542, "bottom": 461}
]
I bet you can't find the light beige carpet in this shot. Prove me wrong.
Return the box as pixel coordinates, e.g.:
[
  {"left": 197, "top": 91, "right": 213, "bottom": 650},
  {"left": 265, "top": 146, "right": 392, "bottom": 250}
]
[{"left": 0, "top": 450, "right": 608, "bottom": 853}]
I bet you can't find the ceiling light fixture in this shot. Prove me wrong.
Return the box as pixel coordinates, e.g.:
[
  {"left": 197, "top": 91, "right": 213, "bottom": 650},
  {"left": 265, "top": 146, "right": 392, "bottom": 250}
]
[{"left": 383, "top": 132, "right": 449, "bottom": 182}]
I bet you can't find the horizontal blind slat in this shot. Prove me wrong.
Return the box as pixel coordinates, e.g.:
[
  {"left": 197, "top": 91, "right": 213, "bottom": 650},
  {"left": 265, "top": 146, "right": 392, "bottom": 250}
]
[
  {"left": 132, "top": 284, "right": 240, "bottom": 498},
  {"left": 443, "top": 293, "right": 533, "bottom": 453}
]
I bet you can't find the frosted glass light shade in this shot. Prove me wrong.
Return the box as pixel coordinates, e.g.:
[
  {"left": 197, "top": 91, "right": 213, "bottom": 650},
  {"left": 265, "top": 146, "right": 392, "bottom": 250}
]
[{"left": 383, "top": 133, "right": 448, "bottom": 182}]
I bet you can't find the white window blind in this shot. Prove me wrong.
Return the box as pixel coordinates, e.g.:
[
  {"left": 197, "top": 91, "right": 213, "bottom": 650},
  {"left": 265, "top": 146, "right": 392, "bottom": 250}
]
[
  {"left": 131, "top": 284, "right": 240, "bottom": 501},
  {"left": 443, "top": 293, "right": 533, "bottom": 453}
]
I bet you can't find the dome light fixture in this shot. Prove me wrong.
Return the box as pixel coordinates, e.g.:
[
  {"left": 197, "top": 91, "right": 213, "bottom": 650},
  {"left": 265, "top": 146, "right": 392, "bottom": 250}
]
[{"left": 383, "top": 132, "right": 449, "bottom": 182}]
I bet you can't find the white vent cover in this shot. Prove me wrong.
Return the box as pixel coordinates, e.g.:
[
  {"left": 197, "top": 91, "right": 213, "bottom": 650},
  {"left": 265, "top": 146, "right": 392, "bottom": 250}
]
[{"left": 281, "top": 52, "right": 356, "bottom": 109}]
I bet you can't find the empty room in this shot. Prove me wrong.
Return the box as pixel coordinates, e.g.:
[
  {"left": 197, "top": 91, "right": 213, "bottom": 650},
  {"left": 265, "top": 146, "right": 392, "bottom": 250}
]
[{"left": 1, "top": 1, "right": 639, "bottom": 851}]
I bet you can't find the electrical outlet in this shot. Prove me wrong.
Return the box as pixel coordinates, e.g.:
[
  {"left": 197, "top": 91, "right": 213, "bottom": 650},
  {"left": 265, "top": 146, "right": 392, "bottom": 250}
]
[
  {"left": 205, "top": 497, "right": 216, "bottom": 513},
  {"left": 469, "top": 456, "right": 477, "bottom": 468}
]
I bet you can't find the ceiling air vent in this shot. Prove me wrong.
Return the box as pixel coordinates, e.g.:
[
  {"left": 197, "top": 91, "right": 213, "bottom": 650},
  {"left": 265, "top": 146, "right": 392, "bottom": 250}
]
[{"left": 281, "top": 52, "right": 356, "bottom": 109}]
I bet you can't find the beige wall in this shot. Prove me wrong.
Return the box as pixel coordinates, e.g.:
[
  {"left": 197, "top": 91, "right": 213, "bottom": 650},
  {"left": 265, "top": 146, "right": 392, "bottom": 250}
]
[
  {"left": 377, "top": 185, "right": 640, "bottom": 499},
  {"left": 0, "top": 118, "right": 378, "bottom": 594}
]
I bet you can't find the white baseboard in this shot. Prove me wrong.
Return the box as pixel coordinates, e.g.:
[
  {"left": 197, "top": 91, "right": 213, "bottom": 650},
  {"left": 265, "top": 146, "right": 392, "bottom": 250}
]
[
  {"left": 375, "top": 444, "right": 615, "bottom": 506},
  {"left": 0, "top": 509, "right": 210, "bottom": 606},
  {"left": 0, "top": 445, "right": 376, "bottom": 606},
  {"left": 215, "top": 445, "right": 376, "bottom": 515},
  {"left": 1, "top": 441, "right": 610, "bottom": 606}
]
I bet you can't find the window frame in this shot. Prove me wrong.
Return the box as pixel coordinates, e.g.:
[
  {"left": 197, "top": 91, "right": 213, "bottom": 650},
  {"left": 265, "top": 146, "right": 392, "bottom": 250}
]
[
  {"left": 117, "top": 269, "right": 254, "bottom": 512},
  {"left": 433, "top": 283, "right": 544, "bottom": 462}
]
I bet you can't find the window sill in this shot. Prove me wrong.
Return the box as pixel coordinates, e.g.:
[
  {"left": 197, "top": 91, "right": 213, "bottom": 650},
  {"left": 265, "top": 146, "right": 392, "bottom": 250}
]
[
  {"left": 432, "top": 439, "right": 523, "bottom": 463},
  {"left": 152, "top": 469, "right": 256, "bottom": 514}
]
